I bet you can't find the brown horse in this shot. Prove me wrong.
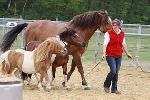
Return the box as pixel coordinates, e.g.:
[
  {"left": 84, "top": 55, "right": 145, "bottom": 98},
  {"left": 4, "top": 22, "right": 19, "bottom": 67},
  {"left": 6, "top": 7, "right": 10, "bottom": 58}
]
[
  {"left": 0, "top": 10, "right": 112, "bottom": 89},
  {"left": 1, "top": 37, "right": 67, "bottom": 90}
]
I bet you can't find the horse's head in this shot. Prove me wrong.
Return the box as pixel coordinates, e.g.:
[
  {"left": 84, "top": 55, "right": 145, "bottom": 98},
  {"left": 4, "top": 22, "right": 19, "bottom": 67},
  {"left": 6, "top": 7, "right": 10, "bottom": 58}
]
[
  {"left": 59, "top": 28, "right": 86, "bottom": 47},
  {"left": 97, "top": 10, "right": 112, "bottom": 33},
  {"left": 46, "top": 37, "right": 67, "bottom": 55}
]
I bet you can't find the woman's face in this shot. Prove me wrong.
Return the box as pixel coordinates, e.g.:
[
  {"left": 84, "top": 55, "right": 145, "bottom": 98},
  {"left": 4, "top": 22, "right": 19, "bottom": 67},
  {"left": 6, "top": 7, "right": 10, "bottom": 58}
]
[{"left": 112, "top": 24, "right": 119, "bottom": 31}]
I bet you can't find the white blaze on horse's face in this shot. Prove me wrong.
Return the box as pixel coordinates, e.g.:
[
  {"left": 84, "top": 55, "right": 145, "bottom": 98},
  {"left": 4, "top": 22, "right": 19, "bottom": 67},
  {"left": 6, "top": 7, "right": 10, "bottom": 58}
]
[{"left": 74, "top": 33, "right": 79, "bottom": 37}]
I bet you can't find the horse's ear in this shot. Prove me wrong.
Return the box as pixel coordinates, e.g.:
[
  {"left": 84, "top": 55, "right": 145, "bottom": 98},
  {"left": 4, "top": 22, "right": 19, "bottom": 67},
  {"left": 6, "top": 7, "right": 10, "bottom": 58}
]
[
  {"left": 104, "top": 10, "right": 108, "bottom": 14},
  {"left": 98, "top": 10, "right": 108, "bottom": 16}
]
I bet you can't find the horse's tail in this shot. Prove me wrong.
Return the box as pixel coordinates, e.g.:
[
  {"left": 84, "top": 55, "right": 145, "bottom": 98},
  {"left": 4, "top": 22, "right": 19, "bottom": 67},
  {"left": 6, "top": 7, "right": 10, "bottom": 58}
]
[{"left": 0, "top": 23, "right": 28, "bottom": 52}]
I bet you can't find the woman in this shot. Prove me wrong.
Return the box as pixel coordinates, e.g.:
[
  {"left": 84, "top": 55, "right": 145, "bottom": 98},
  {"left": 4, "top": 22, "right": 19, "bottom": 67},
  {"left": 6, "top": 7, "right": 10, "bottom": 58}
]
[{"left": 102, "top": 19, "right": 132, "bottom": 94}]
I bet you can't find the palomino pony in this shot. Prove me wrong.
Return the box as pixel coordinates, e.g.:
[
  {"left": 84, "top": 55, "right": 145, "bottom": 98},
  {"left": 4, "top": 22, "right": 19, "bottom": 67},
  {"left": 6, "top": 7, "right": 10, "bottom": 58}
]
[
  {"left": 1, "top": 37, "right": 67, "bottom": 90},
  {"left": 25, "top": 41, "right": 71, "bottom": 89},
  {"left": 0, "top": 10, "right": 112, "bottom": 89}
]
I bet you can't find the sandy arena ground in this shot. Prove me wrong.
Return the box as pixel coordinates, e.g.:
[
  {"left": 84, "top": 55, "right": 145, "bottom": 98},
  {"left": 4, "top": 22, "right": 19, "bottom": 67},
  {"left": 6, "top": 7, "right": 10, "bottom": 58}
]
[{"left": 1, "top": 62, "right": 150, "bottom": 100}]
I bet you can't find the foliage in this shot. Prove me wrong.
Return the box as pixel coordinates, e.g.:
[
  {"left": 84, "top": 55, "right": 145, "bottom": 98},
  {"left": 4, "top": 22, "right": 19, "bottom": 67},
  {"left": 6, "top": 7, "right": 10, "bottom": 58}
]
[{"left": 0, "top": 0, "right": 149, "bottom": 24}]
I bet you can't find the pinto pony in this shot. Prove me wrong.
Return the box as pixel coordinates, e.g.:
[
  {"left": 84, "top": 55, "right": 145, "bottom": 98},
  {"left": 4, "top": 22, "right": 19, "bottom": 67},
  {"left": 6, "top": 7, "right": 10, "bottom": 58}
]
[
  {"left": 0, "top": 10, "right": 112, "bottom": 89},
  {"left": 1, "top": 37, "right": 67, "bottom": 90}
]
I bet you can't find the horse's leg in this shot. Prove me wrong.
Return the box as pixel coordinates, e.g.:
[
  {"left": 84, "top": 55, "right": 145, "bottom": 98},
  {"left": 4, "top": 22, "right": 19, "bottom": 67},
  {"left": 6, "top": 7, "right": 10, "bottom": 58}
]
[
  {"left": 14, "top": 69, "right": 21, "bottom": 79},
  {"left": 68, "top": 55, "right": 91, "bottom": 90},
  {"left": 50, "top": 65, "right": 56, "bottom": 86},
  {"left": 26, "top": 74, "right": 32, "bottom": 85},
  {"left": 67, "top": 60, "right": 76, "bottom": 81},
  {"left": 34, "top": 73, "right": 43, "bottom": 90},
  {"left": 46, "top": 68, "right": 52, "bottom": 90},
  {"left": 62, "top": 64, "right": 70, "bottom": 89}
]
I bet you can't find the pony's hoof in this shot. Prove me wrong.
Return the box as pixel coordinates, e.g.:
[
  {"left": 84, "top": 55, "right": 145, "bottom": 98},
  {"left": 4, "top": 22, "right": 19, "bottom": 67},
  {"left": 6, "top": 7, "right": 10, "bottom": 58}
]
[
  {"left": 62, "top": 82, "right": 65, "bottom": 87},
  {"left": 38, "top": 88, "right": 44, "bottom": 91},
  {"left": 84, "top": 87, "right": 91, "bottom": 90},
  {"left": 46, "top": 86, "right": 52, "bottom": 90},
  {"left": 45, "top": 88, "right": 51, "bottom": 92},
  {"left": 66, "top": 87, "right": 72, "bottom": 91}
]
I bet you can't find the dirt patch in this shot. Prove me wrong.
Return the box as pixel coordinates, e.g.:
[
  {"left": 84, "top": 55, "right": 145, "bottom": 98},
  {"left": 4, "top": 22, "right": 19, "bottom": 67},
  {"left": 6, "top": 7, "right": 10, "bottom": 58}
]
[{"left": 1, "top": 62, "right": 150, "bottom": 100}]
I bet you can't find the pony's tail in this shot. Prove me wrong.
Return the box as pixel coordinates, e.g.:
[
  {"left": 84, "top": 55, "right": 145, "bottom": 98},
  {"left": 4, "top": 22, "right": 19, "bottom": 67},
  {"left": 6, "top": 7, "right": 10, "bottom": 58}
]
[{"left": 0, "top": 23, "right": 28, "bottom": 52}]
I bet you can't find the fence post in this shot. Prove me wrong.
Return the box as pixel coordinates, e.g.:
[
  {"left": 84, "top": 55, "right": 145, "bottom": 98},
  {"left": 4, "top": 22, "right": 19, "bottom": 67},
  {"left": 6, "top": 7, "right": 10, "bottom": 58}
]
[
  {"left": 93, "top": 31, "right": 100, "bottom": 63},
  {"left": 20, "top": 17, "right": 24, "bottom": 49},
  {"left": 2, "top": 17, "right": 5, "bottom": 36},
  {"left": 136, "top": 24, "right": 141, "bottom": 61}
]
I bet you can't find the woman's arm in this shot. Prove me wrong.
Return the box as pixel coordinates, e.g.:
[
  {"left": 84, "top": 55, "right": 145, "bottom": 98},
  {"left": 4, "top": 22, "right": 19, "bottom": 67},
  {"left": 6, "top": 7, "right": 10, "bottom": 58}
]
[
  {"left": 102, "top": 32, "right": 109, "bottom": 59},
  {"left": 123, "top": 44, "right": 132, "bottom": 59}
]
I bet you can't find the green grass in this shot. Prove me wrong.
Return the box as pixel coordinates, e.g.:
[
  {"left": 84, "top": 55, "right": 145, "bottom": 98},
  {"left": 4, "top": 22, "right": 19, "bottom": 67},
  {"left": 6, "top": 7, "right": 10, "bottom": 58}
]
[{"left": 82, "top": 32, "right": 150, "bottom": 63}]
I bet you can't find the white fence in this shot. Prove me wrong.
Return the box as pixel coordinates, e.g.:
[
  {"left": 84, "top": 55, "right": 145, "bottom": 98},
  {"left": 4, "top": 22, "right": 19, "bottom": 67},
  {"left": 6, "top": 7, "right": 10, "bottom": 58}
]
[
  {"left": 0, "top": 18, "right": 150, "bottom": 64},
  {"left": 93, "top": 24, "right": 150, "bottom": 63}
]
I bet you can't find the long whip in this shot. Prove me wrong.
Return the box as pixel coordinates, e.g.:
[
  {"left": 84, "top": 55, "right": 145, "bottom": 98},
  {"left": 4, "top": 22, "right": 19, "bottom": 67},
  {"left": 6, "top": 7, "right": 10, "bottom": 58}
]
[
  {"left": 129, "top": 56, "right": 150, "bottom": 80},
  {"left": 85, "top": 58, "right": 104, "bottom": 77}
]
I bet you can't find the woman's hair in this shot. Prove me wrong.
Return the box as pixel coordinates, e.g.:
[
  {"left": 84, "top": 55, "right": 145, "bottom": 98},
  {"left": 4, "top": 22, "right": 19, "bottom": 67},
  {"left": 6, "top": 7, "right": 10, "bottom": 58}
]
[{"left": 112, "top": 19, "right": 121, "bottom": 26}]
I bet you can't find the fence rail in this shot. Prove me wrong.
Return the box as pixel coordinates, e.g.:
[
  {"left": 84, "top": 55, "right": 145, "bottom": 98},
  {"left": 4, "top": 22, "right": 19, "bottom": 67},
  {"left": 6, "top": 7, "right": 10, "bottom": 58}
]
[{"left": 0, "top": 18, "right": 150, "bottom": 66}]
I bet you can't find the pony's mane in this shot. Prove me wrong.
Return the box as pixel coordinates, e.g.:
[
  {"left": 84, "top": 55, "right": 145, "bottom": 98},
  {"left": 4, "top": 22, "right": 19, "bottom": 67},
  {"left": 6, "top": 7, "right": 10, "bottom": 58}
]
[
  {"left": 33, "top": 37, "right": 61, "bottom": 64},
  {"left": 59, "top": 28, "right": 76, "bottom": 41},
  {"left": 70, "top": 10, "right": 108, "bottom": 29}
]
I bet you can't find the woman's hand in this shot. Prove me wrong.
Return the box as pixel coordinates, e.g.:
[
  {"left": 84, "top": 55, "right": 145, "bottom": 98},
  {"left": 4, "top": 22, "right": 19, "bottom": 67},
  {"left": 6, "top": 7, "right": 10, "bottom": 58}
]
[
  {"left": 127, "top": 53, "right": 132, "bottom": 59},
  {"left": 102, "top": 53, "right": 106, "bottom": 60}
]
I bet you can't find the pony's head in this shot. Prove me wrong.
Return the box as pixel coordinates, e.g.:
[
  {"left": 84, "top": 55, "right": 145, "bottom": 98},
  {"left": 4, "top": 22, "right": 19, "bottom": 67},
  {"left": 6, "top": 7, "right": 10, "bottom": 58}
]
[
  {"left": 46, "top": 37, "right": 67, "bottom": 55},
  {"left": 59, "top": 28, "right": 86, "bottom": 47},
  {"left": 34, "top": 37, "right": 67, "bottom": 63}
]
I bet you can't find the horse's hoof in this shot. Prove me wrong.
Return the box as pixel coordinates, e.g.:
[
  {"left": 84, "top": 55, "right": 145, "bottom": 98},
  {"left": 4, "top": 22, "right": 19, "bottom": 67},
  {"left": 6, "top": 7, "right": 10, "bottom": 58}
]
[
  {"left": 84, "top": 85, "right": 91, "bottom": 90},
  {"left": 66, "top": 88, "right": 71, "bottom": 91},
  {"left": 62, "top": 82, "right": 65, "bottom": 87},
  {"left": 84, "top": 87, "right": 91, "bottom": 90}
]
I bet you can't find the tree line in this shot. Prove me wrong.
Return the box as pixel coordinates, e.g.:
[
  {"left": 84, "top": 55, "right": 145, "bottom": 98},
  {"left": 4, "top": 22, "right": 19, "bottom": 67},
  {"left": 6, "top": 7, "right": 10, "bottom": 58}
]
[{"left": 0, "top": 0, "right": 149, "bottom": 24}]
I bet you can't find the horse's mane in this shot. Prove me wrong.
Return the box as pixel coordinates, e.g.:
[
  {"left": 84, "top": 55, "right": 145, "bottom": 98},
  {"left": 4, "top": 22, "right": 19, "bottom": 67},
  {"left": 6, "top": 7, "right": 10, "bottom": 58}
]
[
  {"left": 70, "top": 10, "right": 108, "bottom": 29},
  {"left": 33, "top": 37, "right": 60, "bottom": 64}
]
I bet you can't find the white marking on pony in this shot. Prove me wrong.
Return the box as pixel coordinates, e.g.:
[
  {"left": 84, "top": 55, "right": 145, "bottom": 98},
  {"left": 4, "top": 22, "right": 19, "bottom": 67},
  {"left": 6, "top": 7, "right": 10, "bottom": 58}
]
[
  {"left": 34, "top": 73, "right": 43, "bottom": 90},
  {"left": 51, "top": 54, "right": 56, "bottom": 63},
  {"left": 15, "top": 49, "right": 26, "bottom": 54},
  {"left": 63, "top": 75, "right": 70, "bottom": 89},
  {"left": 46, "top": 68, "right": 52, "bottom": 90},
  {"left": 56, "top": 35, "right": 68, "bottom": 48},
  {"left": 22, "top": 51, "right": 35, "bottom": 74},
  {"left": 50, "top": 77, "right": 54, "bottom": 86},
  {"left": 0, "top": 50, "right": 11, "bottom": 68}
]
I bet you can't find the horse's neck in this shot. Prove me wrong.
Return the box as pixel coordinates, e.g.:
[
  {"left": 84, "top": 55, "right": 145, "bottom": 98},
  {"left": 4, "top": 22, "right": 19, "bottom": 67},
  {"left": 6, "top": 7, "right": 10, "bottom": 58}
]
[
  {"left": 79, "top": 28, "right": 97, "bottom": 42},
  {"left": 68, "top": 22, "right": 97, "bottom": 42}
]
